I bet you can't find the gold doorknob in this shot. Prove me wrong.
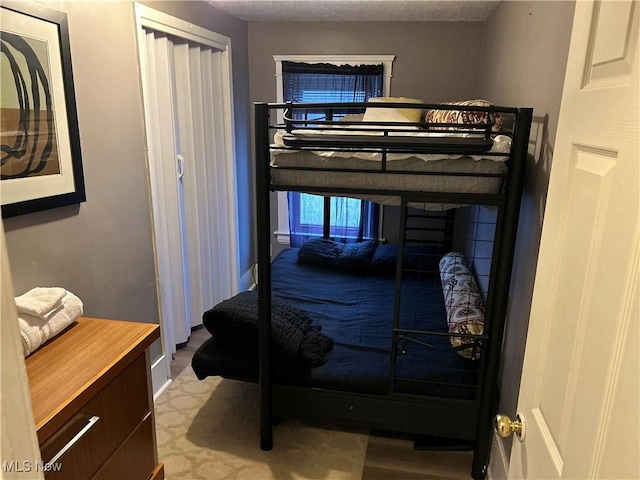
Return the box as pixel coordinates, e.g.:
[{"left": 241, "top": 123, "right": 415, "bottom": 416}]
[{"left": 494, "top": 413, "right": 525, "bottom": 441}]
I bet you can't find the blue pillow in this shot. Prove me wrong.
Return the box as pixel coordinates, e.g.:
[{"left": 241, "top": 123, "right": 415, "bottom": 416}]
[
  {"left": 365, "top": 244, "right": 440, "bottom": 275},
  {"left": 338, "top": 240, "right": 378, "bottom": 270},
  {"left": 298, "top": 238, "right": 377, "bottom": 270}
]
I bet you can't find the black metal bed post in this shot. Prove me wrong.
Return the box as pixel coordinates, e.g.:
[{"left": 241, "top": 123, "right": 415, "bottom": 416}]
[
  {"left": 389, "top": 197, "right": 409, "bottom": 393},
  {"left": 471, "top": 108, "right": 533, "bottom": 479},
  {"left": 255, "top": 103, "right": 273, "bottom": 451}
]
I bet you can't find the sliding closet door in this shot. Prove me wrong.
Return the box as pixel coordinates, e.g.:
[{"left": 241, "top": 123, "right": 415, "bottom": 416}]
[
  {"left": 142, "top": 31, "right": 185, "bottom": 354},
  {"left": 138, "top": 9, "right": 239, "bottom": 358},
  {"left": 172, "top": 40, "right": 237, "bottom": 340}
]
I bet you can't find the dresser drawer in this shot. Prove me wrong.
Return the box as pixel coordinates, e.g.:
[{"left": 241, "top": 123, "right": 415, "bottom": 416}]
[
  {"left": 40, "top": 353, "right": 150, "bottom": 480},
  {"left": 92, "top": 415, "right": 156, "bottom": 480}
]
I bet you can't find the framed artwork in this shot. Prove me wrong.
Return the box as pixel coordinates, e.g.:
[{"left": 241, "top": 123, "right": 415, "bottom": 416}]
[{"left": 1, "top": 2, "right": 85, "bottom": 218}]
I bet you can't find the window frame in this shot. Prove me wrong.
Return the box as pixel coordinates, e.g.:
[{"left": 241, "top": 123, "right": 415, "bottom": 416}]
[{"left": 273, "top": 55, "right": 394, "bottom": 245}]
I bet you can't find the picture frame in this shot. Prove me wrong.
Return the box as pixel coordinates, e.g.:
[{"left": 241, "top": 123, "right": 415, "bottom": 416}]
[{"left": 1, "top": 2, "right": 85, "bottom": 218}]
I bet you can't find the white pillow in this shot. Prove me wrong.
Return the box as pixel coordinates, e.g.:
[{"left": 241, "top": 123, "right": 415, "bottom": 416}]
[{"left": 362, "top": 97, "right": 423, "bottom": 125}]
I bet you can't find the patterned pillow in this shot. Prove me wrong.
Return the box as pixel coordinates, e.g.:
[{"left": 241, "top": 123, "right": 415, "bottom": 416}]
[
  {"left": 424, "top": 99, "right": 502, "bottom": 132},
  {"left": 439, "top": 252, "right": 485, "bottom": 360}
]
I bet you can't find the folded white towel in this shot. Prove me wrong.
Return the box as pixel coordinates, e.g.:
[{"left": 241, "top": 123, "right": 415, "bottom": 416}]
[
  {"left": 19, "top": 291, "right": 83, "bottom": 356},
  {"left": 15, "top": 287, "right": 67, "bottom": 319}
]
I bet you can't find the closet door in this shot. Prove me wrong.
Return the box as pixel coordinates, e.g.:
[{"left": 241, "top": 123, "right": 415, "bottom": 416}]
[
  {"left": 172, "top": 40, "right": 237, "bottom": 343},
  {"left": 137, "top": 6, "right": 239, "bottom": 358},
  {"left": 142, "top": 30, "right": 186, "bottom": 353}
]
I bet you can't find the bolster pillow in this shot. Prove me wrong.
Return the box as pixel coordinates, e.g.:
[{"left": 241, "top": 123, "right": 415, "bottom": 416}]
[{"left": 439, "top": 252, "right": 485, "bottom": 360}]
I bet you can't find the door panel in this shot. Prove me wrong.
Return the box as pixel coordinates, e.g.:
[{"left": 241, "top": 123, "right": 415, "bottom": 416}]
[
  {"left": 594, "top": 251, "right": 639, "bottom": 478},
  {"left": 585, "top": 1, "right": 638, "bottom": 86}
]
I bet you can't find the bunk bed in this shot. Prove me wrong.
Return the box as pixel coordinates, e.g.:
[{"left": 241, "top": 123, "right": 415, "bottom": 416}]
[{"left": 191, "top": 100, "right": 533, "bottom": 480}]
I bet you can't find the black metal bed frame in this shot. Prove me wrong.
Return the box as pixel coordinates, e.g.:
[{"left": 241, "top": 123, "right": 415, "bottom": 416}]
[{"left": 254, "top": 101, "right": 532, "bottom": 479}]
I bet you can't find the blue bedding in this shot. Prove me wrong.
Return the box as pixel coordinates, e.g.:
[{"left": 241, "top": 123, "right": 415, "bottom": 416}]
[
  {"left": 192, "top": 247, "right": 480, "bottom": 400},
  {"left": 297, "top": 238, "right": 377, "bottom": 270}
]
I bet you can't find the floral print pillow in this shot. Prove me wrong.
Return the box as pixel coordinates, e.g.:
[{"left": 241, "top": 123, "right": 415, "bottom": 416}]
[
  {"left": 439, "top": 252, "right": 485, "bottom": 360},
  {"left": 424, "top": 99, "right": 502, "bottom": 132}
]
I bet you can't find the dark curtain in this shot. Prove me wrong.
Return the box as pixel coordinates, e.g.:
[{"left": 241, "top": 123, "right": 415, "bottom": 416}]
[
  {"left": 283, "top": 62, "right": 382, "bottom": 247},
  {"left": 287, "top": 193, "right": 379, "bottom": 247},
  {"left": 283, "top": 61, "right": 383, "bottom": 106}
]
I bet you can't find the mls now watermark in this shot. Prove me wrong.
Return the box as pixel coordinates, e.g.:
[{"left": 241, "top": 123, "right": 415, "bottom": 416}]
[{"left": 3, "top": 460, "right": 63, "bottom": 473}]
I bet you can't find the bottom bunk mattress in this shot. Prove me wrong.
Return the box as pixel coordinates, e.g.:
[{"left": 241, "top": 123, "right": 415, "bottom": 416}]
[{"left": 192, "top": 247, "right": 481, "bottom": 401}]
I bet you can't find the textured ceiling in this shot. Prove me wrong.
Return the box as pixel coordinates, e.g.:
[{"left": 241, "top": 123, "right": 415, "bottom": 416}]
[{"left": 208, "top": 0, "right": 500, "bottom": 22}]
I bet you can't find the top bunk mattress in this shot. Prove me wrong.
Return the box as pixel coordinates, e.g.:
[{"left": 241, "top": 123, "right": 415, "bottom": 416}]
[
  {"left": 269, "top": 120, "right": 512, "bottom": 204},
  {"left": 270, "top": 145, "right": 509, "bottom": 205}
]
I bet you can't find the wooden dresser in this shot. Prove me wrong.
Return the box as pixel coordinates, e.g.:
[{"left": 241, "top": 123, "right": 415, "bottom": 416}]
[{"left": 25, "top": 317, "right": 164, "bottom": 480}]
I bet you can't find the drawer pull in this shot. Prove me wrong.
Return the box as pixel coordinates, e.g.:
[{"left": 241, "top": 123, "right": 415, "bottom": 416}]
[{"left": 46, "top": 416, "right": 100, "bottom": 466}]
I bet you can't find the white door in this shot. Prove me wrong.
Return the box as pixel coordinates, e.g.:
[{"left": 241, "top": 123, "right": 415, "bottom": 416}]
[{"left": 507, "top": 1, "right": 639, "bottom": 479}]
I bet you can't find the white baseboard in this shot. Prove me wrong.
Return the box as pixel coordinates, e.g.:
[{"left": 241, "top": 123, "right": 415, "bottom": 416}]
[
  {"left": 239, "top": 265, "right": 256, "bottom": 292},
  {"left": 151, "top": 353, "right": 172, "bottom": 400},
  {"left": 487, "top": 432, "right": 510, "bottom": 480}
]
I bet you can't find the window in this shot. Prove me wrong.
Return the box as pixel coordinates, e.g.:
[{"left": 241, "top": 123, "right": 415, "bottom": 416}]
[
  {"left": 293, "top": 195, "right": 363, "bottom": 237},
  {"left": 283, "top": 61, "right": 383, "bottom": 119},
  {"left": 274, "top": 55, "right": 395, "bottom": 245},
  {"left": 288, "top": 192, "right": 379, "bottom": 244}
]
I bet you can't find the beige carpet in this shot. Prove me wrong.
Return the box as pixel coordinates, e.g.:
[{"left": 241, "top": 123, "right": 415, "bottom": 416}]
[{"left": 155, "top": 368, "right": 369, "bottom": 480}]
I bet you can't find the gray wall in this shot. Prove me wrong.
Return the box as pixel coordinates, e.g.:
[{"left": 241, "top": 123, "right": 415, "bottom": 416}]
[
  {"left": 4, "top": 1, "right": 157, "bottom": 324},
  {"left": 248, "top": 21, "right": 486, "bottom": 254},
  {"left": 3, "top": 1, "right": 251, "bottom": 360},
  {"left": 249, "top": 21, "right": 485, "bottom": 104},
  {"left": 476, "top": 0, "right": 576, "bottom": 471}
]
